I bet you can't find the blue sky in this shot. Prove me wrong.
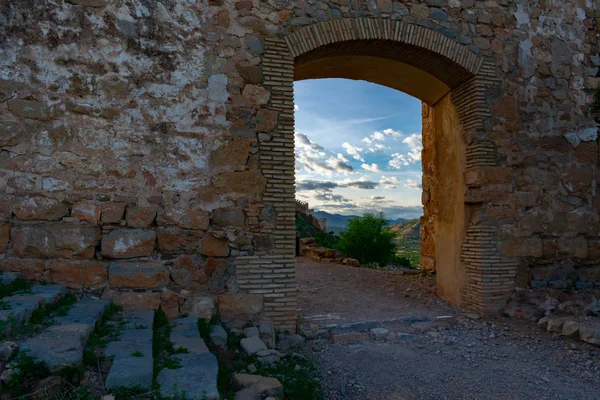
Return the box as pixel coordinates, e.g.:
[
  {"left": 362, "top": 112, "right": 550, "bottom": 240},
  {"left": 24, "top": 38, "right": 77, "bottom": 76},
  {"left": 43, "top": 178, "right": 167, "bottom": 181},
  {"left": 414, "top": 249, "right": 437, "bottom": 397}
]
[{"left": 294, "top": 78, "right": 424, "bottom": 220}]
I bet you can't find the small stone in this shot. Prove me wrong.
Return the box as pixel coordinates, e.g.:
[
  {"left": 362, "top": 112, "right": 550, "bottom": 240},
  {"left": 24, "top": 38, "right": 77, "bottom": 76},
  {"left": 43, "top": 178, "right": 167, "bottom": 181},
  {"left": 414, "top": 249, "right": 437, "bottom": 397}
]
[
  {"left": 240, "top": 336, "right": 268, "bottom": 355},
  {"left": 370, "top": 327, "right": 390, "bottom": 339},
  {"left": 255, "top": 349, "right": 281, "bottom": 364},
  {"left": 561, "top": 321, "right": 580, "bottom": 337},
  {"left": 247, "top": 364, "right": 257, "bottom": 373},
  {"left": 234, "top": 389, "right": 260, "bottom": 400},
  {"left": 209, "top": 324, "right": 228, "bottom": 347},
  {"left": 331, "top": 332, "right": 369, "bottom": 343},
  {"left": 244, "top": 326, "right": 260, "bottom": 338},
  {"left": 259, "top": 321, "right": 276, "bottom": 348},
  {"left": 0, "top": 342, "right": 18, "bottom": 362},
  {"left": 232, "top": 374, "right": 283, "bottom": 398},
  {"left": 579, "top": 326, "right": 600, "bottom": 345},
  {"left": 546, "top": 318, "right": 566, "bottom": 333}
]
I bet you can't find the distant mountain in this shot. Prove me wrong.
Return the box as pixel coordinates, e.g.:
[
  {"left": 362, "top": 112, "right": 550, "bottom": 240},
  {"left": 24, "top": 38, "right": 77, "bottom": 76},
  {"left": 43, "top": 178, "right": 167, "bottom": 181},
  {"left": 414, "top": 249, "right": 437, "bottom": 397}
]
[
  {"left": 390, "top": 218, "right": 421, "bottom": 242},
  {"left": 314, "top": 211, "right": 408, "bottom": 234}
]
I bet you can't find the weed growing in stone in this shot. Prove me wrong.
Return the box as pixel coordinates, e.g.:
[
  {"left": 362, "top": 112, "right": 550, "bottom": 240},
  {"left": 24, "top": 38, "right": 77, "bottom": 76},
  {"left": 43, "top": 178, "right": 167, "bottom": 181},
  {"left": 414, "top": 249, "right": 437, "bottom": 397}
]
[
  {"left": 131, "top": 350, "right": 144, "bottom": 358},
  {"left": 0, "top": 276, "right": 31, "bottom": 299},
  {"left": 254, "top": 354, "right": 325, "bottom": 400},
  {"left": 1, "top": 354, "right": 51, "bottom": 396}
]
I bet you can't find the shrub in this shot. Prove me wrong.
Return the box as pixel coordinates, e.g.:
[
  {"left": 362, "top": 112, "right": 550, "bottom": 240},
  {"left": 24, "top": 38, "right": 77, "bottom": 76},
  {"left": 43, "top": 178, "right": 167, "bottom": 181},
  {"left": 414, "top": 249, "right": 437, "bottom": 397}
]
[
  {"left": 336, "top": 213, "right": 397, "bottom": 266},
  {"left": 390, "top": 255, "right": 412, "bottom": 267},
  {"left": 313, "top": 230, "right": 339, "bottom": 249}
]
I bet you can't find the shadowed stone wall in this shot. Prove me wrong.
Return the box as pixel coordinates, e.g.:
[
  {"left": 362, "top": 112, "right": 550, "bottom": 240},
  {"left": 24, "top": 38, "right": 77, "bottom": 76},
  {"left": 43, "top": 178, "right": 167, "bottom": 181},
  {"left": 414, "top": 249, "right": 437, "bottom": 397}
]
[{"left": 0, "top": 0, "right": 598, "bottom": 330}]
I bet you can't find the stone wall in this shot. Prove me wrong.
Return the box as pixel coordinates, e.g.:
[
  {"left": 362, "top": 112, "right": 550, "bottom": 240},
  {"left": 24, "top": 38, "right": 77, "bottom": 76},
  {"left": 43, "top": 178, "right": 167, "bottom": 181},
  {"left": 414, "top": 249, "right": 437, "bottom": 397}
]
[{"left": 0, "top": 0, "right": 599, "bottom": 329}]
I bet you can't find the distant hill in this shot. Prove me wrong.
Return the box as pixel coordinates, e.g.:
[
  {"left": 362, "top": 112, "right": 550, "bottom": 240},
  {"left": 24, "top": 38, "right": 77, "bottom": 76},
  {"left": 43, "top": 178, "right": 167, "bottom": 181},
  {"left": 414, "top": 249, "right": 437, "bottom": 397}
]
[
  {"left": 390, "top": 218, "right": 421, "bottom": 242},
  {"left": 314, "top": 211, "right": 408, "bottom": 234}
]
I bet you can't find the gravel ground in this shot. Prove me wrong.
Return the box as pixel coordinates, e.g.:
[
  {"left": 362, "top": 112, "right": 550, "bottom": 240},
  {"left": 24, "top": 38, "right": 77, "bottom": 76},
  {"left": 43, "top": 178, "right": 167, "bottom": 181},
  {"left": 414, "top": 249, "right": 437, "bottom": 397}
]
[{"left": 296, "top": 257, "right": 600, "bottom": 400}]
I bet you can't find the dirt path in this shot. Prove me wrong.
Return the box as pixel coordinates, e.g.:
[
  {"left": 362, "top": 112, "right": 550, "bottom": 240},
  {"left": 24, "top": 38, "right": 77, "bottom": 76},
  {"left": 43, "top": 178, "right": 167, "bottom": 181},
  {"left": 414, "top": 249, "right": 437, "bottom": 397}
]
[{"left": 295, "top": 257, "right": 600, "bottom": 400}]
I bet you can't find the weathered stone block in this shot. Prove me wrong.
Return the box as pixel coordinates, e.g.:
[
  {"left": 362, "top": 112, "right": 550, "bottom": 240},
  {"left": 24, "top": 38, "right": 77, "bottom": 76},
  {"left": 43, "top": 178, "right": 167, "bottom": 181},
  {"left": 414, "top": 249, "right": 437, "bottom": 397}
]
[
  {"left": 157, "top": 227, "right": 202, "bottom": 254},
  {"left": 67, "top": 0, "right": 108, "bottom": 6},
  {"left": 108, "top": 261, "right": 168, "bottom": 289},
  {"left": 171, "top": 255, "right": 211, "bottom": 289},
  {"left": 180, "top": 296, "right": 216, "bottom": 319},
  {"left": 101, "top": 203, "right": 126, "bottom": 224},
  {"left": 101, "top": 229, "right": 156, "bottom": 258},
  {"left": 157, "top": 207, "right": 209, "bottom": 230},
  {"left": 7, "top": 99, "right": 61, "bottom": 121},
  {"left": 0, "top": 120, "right": 22, "bottom": 147},
  {"left": 464, "top": 167, "right": 512, "bottom": 188},
  {"left": 12, "top": 224, "right": 100, "bottom": 259},
  {"left": 218, "top": 294, "right": 263, "bottom": 327},
  {"left": 0, "top": 222, "right": 8, "bottom": 252},
  {"left": 161, "top": 291, "right": 183, "bottom": 319},
  {"left": 102, "top": 290, "right": 161, "bottom": 311},
  {"left": 199, "top": 234, "right": 229, "bottom": 257},
  {"left": 47, "top": 261, "right": 107, "bottom": 290},
  {"left": 0, "top": 259, "right": 45, "bottom": 280},
  {"left": 212, "top": 208, "right": 245, "bottom": 227},
  {"left": 252, "top": 235, "right": 273, "bottom": 251},
  {"left": 213, "top": 171, "right": 266, "bottom": 196},
  {"left": 126, "top": 207, "right": 157, "bottom": 228},
  {"left": 71, "top": 203, "right": 101, "bottom": 222},
  {"left": 242, "top": 84, "right": 270, "bottom": 106},
  {"left": 209, "top": 139, "right": 251, "bottom": 173},
  {"left": 255, "top": 109, "right": 278, "bottom": 132},
  {"left": 13, "top": 197, "right": 69, "bottom": 221}
]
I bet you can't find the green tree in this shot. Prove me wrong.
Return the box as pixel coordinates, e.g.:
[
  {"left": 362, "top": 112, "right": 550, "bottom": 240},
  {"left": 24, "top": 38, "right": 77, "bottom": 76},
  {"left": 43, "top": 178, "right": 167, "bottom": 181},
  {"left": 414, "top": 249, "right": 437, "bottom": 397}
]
[{"left": 337, "top": 213, "right": 397, "bottom": 266}]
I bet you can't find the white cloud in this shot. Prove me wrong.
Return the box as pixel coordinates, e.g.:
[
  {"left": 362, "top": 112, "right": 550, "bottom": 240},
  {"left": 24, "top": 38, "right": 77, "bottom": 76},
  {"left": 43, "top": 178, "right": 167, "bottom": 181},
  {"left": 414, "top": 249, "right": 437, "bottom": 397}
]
[
  {"left": 383, "top": 128, "right": 403, "bottom": 139},
  {"left": 362, "top": 131, "right": 385, "bottom": 144},
  {"left": 361, "top": 163, "right": 381, "bottom": 172},
  {"left": 389, "top": 133, "right": 423, "bottom": 169},
  {"left": 342, "top": 142, "right": 364, "bottom": 162},
  {"left": 294, "top": 104, "right": 299, "bottom": 111},
  {"left": 295, "top": 132, "right": 353, "bottom": 176},
  {"left": 367, "top": 143, "right": 389, "bottom": 153},
  {"left": 380, "top": 175, "right": 400, "bottom": 189},
  {"left": 337, "top": 153, "right": 349, "bottom": 163},
  {"left": 404, "top": 179, "right": 422, "bottom": 190}
]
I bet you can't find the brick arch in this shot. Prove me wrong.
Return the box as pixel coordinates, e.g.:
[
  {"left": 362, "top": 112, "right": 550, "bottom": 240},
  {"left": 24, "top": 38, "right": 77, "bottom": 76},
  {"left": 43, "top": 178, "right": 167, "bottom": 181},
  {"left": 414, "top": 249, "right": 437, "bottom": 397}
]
[
  {"left": 283, "top": 18, "right": 500, "bottom": 132},
  {"left": 245, "top": 18, "right": 510, "bottom": 331}
]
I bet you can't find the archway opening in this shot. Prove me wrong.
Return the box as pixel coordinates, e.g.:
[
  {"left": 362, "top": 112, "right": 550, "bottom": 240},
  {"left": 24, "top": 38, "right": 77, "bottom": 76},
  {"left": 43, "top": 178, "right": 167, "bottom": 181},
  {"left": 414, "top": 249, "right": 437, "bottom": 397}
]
[{"left": 292, "top": 41, "right": 473, "bottom": 308}]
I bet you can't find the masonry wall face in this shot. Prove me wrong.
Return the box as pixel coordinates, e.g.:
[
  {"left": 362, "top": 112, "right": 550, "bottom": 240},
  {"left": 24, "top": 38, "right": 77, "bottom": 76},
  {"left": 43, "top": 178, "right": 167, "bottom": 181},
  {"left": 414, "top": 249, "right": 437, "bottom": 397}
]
[{"left": 0, "top": 0, "right": 598, "bottom": 329}]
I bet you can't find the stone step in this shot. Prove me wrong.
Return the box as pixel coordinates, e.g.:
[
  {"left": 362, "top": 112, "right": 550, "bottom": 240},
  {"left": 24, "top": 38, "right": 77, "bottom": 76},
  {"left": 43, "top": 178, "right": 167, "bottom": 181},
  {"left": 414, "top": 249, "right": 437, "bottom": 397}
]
[
  {"left": 0, "top": 284, "right": 68, "bottom": 338},
  {"left": 18, "top": 297, "right": 111, "bottom": 373},
  {"left": 157, "top": 317, "right": 219, "bottom": 400},
  {"left": 105, "top": 310, "right": 154, "bottom": 391}
]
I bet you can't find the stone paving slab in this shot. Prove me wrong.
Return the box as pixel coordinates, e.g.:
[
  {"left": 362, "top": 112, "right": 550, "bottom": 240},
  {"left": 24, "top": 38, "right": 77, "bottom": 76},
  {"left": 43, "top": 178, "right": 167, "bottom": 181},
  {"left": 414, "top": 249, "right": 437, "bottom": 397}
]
[
  {"left": 122, "top": 310, "right": 154, "bottom": 330},
  {"left": 157, "top": 352, "right": 219, "bottom": 400},
  {"left": 105, "top": 311, "right": 155, "bottom": 391},
  {"left": 0, "top": 272, "right": 20, "bottom": 285},
  {"left": 158, "top": 317, "right": 219, "bottom": 399},
  {"left": 0, "top": 284, "right": 67, "bottom": 338},
  {"left": 105, "top": 355, "right": 153, "bottom": 390},
  {"left": 1, "top": 297, "right": 42, "bottom": 318},
  {"left": 54, "top": 298, "right": 110, "bottom": 327},
  {"left": 171, "top": 317, "right": 201, "bottom": 338},
  {"left": 105, "top": 340, "right": 152, "bottom": 360},
  {"left": 19, "top": 323, "right": 93, "bottom": 371},
  {"left": 29, "top": 284, "right": 68, "bottom": 304}
]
